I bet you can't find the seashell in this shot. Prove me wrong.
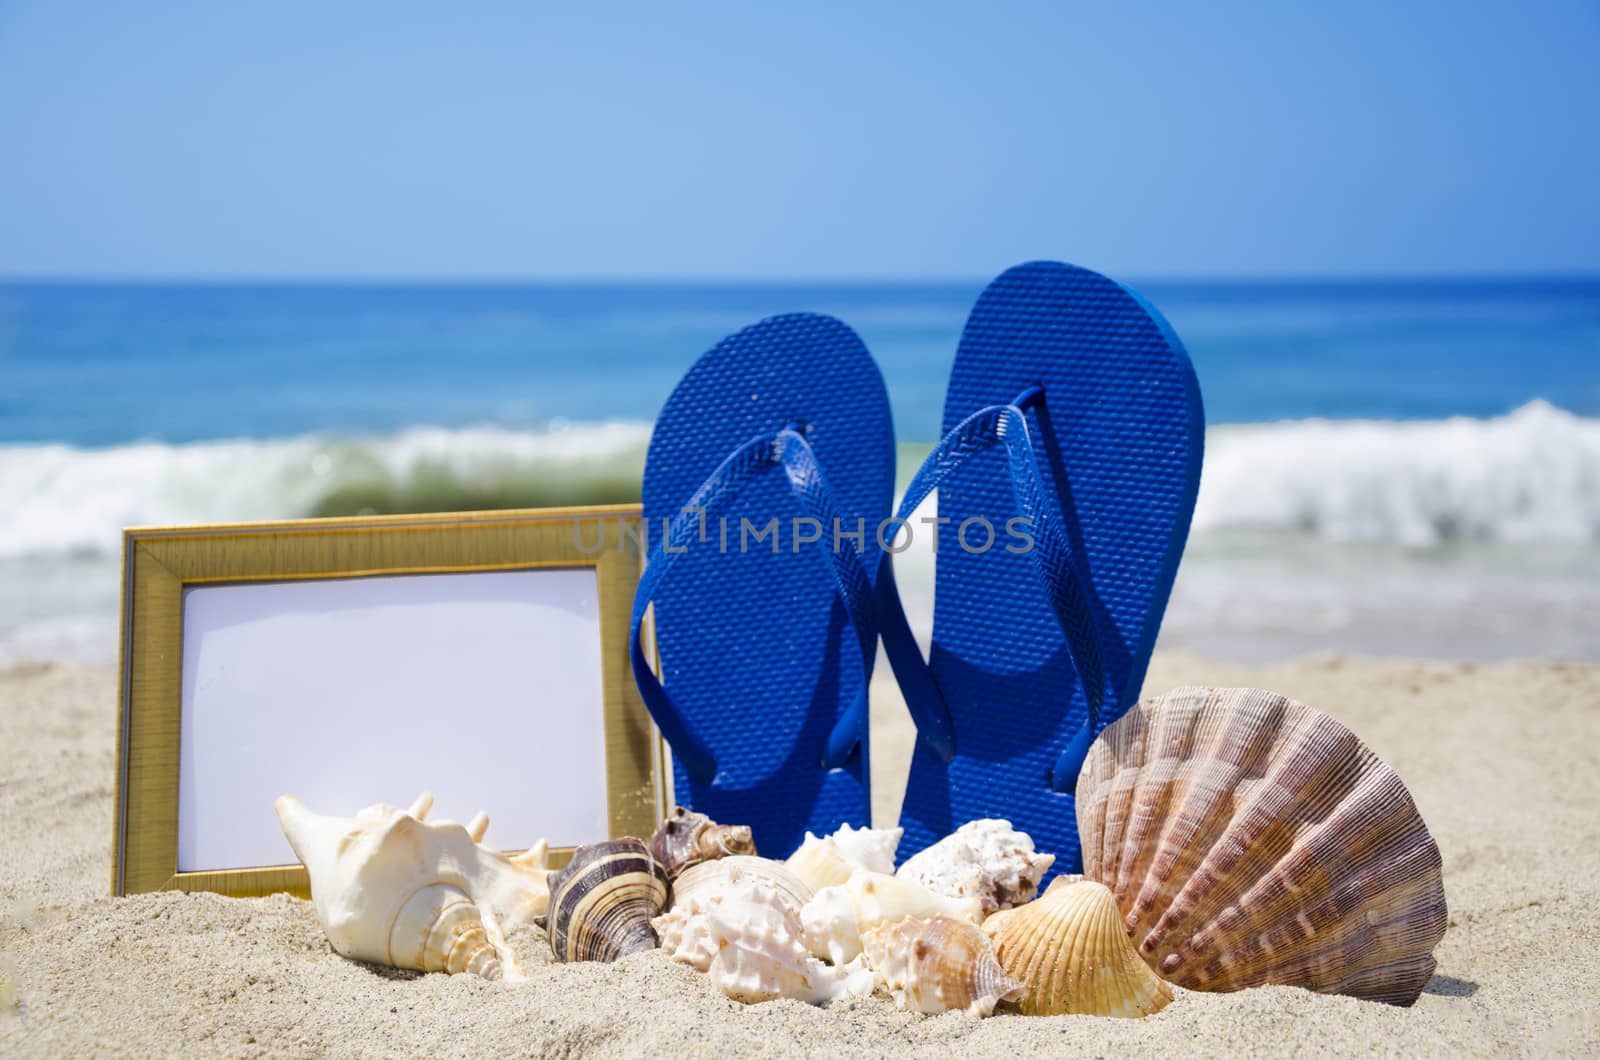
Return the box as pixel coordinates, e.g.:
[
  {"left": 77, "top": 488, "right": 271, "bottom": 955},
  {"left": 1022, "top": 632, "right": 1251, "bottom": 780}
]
[
  {"left": 679, "top": 879, "right": 873, "bottom": 1005},
  {"left": 545, "top": 837, "right": 669, "bottom": 963},
  {"left": 787, "top": 823, "right": 902, "bottom": 893},
  {"left": 650, "top": 907, "right": 720, "bottom": 972},
  {"left": 275, "top": 792, "right": 552, "bottom": 980},
  {"left": 648, "top": 806, "right": 757, "bottom": 878},
  {"left": 1077, "top": 686, "right": 1448, "bottom": 1006},
  {"left": 861, "top": 915, "right": 1025, "bottom": 1017},
  {"left": 988, "top": 876, "right": 1175, "bottom": 1017},
  {"left": 800, "top": 870, "right": 984, "bottom": 965},
  {"left": 671, "top": 855, "right": 814, "bottom": 918},
  {"left": 896, "top": 818, "right": 1055, "bottom": 914}
]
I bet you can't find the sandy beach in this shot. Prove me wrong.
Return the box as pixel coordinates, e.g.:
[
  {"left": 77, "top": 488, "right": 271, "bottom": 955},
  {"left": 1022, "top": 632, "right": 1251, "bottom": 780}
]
[{"left": 2, "top": 652, "right": 1597, "bottom": 1057}]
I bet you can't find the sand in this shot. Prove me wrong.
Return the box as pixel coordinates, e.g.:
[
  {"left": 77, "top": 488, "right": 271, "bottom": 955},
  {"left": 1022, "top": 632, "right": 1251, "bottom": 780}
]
[{"left": 2, "top": 653, "right": 1598, "bottom": 1057}]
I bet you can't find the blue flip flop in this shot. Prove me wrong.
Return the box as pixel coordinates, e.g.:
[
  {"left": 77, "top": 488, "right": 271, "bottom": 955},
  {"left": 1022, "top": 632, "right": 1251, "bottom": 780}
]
[
  {"left": 630, "top": 314, "right": 895, "bottom": 856},
  {"left": 876, "top": 261, "right": 1204, "bottom": 873}
]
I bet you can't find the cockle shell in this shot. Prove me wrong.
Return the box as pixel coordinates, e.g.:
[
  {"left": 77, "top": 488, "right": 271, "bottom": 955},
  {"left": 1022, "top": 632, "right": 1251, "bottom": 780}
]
[
  {"left": 546, "top": 838, "right": 669, "bottom": 963},
  {"left": 786, "top": 823, "right": 902, "bottom": 893},
  {"left": 861, "top": 915, "right": 1025, "bottom": 1017},
  {"left": 671, "top": 855, "right": 814, "bottom": 918},
  {"left": 800, "top": 871, "right": 985, "bottom": 965},
  {"left": 987, "top": 876, "right": 1175, "bottom": 1017},
  {"left": 274, "top": 792, "right": 551, "bottom": 981},
  {"left": 648, "top": 806, "right": 756, "bottom": 878},
  {"left": 896, "top": 819, "right": 1055, "bottom": 914},
  {"left": 1076, "top": 686, "right": 1448, "bottom": 1006},
  {"left": 672, "top": 879, "right": 873, "bottom": 1005}
]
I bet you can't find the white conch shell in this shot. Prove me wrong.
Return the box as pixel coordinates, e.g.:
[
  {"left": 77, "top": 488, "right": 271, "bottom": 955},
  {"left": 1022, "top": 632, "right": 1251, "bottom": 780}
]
[
  {"left": 685, "top": 880, "right": 873, "bottom": 1005},
  {"left": 862, "top": 915, "right": 1025, "bottom": 1017},
  {"left": 896, "top": 819, "right": 1055, "bottom": 914},
  {"left": 786, "top": 823, "right": 902, "bottom": 893},
  {"left": 275, "top": 792, "right": 551, "bottom": 980},
  {"left": 800, "top": 870, "right": 984, "bottom": 965},
  {"left": 650, "top": 907, "right": 720, "bottom": 973},
  {"left": 670, "top": 855, "right": 814, "bottom": 918}
]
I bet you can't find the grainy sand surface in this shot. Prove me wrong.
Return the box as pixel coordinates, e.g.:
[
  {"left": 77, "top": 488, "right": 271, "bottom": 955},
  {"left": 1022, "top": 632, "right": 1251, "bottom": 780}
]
[{"left": 2, "top": 653, "right": 1597, "bottom": 1057}]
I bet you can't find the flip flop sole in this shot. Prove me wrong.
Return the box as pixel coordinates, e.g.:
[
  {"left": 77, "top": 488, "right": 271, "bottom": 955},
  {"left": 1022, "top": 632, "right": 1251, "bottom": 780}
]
[
  {"left": 899, "top": 261, "right": 1203, "bottom": 871},
  {"left": 642, "top": 314, "right": 894, "bottom": 855}
]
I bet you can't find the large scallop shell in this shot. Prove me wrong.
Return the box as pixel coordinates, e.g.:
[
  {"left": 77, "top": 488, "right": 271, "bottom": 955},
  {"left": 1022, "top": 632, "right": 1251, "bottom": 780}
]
[
  {"left": 671, "top": 855, "right": 814, "bottom": 918},
  {"left": 1076, "top": 686, "right": 1448, "bottom": 1006},
  {"left": 546, "top": 838, "right": 669, "bottom": 962},
  {"left": 861, "top": 915, "right": 1025, "bottom": 1017},
  {"left": 275, "top": 792, "right": 550, "bottom": 981},
  {"left": 648, "top": 806, "right": 756, "bottom": 878},
  {"left": 896, "top": 819, "right": 1055, "bottom": 914},
  {"left": 987, "top": 876, "right": 1175, "bottom": 1017}
]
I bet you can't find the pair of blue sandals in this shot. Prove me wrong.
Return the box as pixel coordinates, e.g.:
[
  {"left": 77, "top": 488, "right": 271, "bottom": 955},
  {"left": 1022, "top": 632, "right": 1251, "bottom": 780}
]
[{"left": 629, "top": 261, "right": 1204, "bottom": 875}]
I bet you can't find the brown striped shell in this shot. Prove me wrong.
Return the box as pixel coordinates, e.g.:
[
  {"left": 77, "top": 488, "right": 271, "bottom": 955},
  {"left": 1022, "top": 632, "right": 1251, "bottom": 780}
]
[
  {"left": 985, "top": 877, "right": 1174, "bottom": 1017},
  {"left": 648, "top": 806, "right": 757, "bottom": 877},
  {"left": 1076, "top": 686, "right": 1448, "bottom": 1006},
  {"left": 546, "top": 838, "right": 669, "bottom": 962}
]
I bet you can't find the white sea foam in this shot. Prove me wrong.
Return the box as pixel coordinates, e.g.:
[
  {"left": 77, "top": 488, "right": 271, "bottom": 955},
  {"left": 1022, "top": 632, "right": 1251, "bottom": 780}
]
[
  {"left": 1, "top": 402, "right": 1597, "bottom": 561},
  {"left": 1194, "top": 400, "right": 1600, "bottom": 545},
  {"left": 0, "top": 421, "right": 652, "bottom": 559}
]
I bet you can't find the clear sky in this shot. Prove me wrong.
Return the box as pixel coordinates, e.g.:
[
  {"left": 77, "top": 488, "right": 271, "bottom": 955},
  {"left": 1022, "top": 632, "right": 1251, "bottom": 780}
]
[{"left": 1, "top": 1, "right": 1596, "bottom": 280}]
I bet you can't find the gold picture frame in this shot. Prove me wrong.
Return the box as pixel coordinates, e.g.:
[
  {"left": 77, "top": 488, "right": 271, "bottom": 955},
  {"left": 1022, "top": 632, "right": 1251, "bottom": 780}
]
[{"left": 112, "top": 503, "right": 668, "bottom": 898}]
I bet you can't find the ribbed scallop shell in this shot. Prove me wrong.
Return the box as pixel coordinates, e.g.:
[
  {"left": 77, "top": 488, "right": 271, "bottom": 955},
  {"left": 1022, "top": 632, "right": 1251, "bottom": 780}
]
[
  {"left": 1076, "top": 686, "right": 1448, "bottom": 1006},
  {"left": 546, "top": 838, "right": 669, "bottom": 962},
  {"left": 861, "top": 915, "right": 1024, "bottom": 1017},
  {"left": 648, "top": 806, "right": 756, "bottom": 878},
  {"left": 671, "top": 855, "right": 814, "bottom": 918},
  {"left": 987, "top": 877, "right": 1174, "bottom": 1017}
]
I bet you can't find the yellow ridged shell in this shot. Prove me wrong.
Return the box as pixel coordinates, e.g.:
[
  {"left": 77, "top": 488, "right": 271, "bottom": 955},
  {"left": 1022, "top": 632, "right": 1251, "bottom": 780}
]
[
  {"left": 988, "top": 877, "right": 1174, "bottom": 1018},
  {"left": 1076, "top": 686, "right": 1448, "bottom": 1006}
]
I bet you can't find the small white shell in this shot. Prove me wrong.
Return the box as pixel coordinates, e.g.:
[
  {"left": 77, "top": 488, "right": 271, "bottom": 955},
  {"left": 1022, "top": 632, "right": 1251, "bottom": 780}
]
[
  {"left": 670, "top": 855, "right": 814, "bottom": 917},
  {"left": 786, "top": 823, "right": 903, "bottom": 893},
  {"left": 896, "top": 819, "right": 1055, "bottom": 914},
  {"left": 800, "top": 870, "right": 984, "bottom": 964},
  {"left": 666, "top": 879, "right": 873, "bottom": 1005}
]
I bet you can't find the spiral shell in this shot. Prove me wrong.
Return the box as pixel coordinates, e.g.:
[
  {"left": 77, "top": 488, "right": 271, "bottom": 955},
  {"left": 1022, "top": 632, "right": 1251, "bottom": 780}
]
[
  {"left": 671, "top": 855, "right": 814, "bottom": 918},
  {"left": 800, "top": 871, "right": 985, "bottom": 965},
  {"left": 987, "top": 876, "right": 1175, "bottom": 1017},
  {"left": 648, "top": 806, "right": 757, "bottom": 878},
  {"left": 690, "top": 879, "right": 873, "bottom": 1005},
  {"left": 546, "top": 838, "right": 669, "bottom": 962},
  {"left": 1077, "top": 686, "right": 1448, "bottom": 1006},
  {"left": 275, "top": 792, "right": 546, "bottom": 980},
  {"left": 861, "top": 915, "right": 1024, "bottom": 1017}
]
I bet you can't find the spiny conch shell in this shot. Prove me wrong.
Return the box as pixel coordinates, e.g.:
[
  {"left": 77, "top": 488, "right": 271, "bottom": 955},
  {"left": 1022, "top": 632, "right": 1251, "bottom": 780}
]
[
  {"left": 546, "top": 838, "right": 669, "bottom": 963},
  {"left": 648, "top": 806, "right": 756, "bottom": 878},
  {"left": 861, "top": 915, "right": 1025, "bottom": 1017},
  {"left": 670, "top": 855, "right": 814, "bottom": 918},
  {"left": 274, "top": 792, "right": 552, "bottom": 981},
  {"left": 1076, "top": 686, "right": 1449, "bottom": 1006},
  {"left": 684, "top": 879, "right": 873, "bottom": 1005},
  {"left": 896, "top": 819, "right": 1055, "bottom": 914},
  {"left": 800, "top": 871, "right": 985, "bottom": 965},
  {"left": 987, "top": 876, "right": 1175, "bottom": 1017},
  {"left": 786, "top": 823, "right": 902, "bottom": 893}
]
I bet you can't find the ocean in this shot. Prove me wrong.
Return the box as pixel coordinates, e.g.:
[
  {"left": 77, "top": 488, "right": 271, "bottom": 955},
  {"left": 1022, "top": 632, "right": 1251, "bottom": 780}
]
[{"left": 2, "top": 277, "right": 1597, "bottom": 664}]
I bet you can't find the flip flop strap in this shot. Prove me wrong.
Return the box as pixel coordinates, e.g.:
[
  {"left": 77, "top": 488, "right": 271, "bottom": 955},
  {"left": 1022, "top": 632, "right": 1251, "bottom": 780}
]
[
  {"left": 630, "top": 427, "right": 879, "bottom": 785},
  {"left": 874, "top": 398, "right": 1108, "bottom": 789}
]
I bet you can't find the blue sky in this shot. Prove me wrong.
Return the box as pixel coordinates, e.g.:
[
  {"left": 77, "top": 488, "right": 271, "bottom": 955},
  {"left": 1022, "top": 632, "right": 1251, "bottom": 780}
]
[{"left": 1, "top": 1, "right": 1596, "bottom": 279}]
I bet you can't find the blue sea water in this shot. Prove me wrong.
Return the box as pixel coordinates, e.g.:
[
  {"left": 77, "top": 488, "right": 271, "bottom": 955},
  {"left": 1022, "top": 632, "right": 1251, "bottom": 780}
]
[{"left": 1, "top": 277, "right": 1597, "bottom": 664}]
